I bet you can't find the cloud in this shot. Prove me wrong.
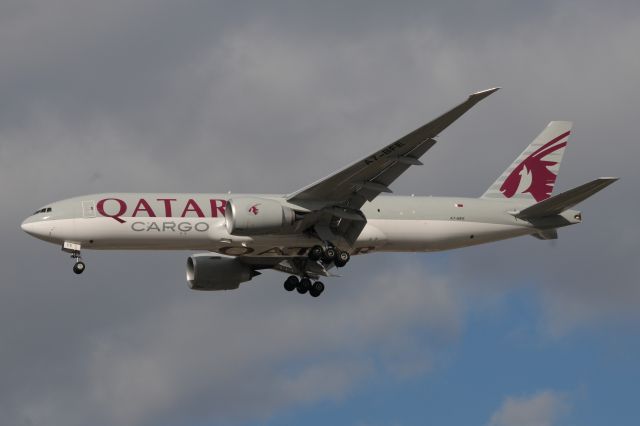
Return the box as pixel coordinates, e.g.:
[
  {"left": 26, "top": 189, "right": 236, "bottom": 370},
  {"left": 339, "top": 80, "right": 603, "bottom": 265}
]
[
  {"left": 1, "top": 0, "right": 640, "bottom": 424},
  {"left": 0, "top": 252, "right": 461, "bottom": 426},
  {"left": 487, "top": 390, "right": 570, "bottom": 426}
]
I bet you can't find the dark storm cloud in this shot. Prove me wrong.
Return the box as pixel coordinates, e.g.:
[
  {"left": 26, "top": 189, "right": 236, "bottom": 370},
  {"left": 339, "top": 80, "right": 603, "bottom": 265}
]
[{"left": 1, "top": 0, "right": 639, "bottom": 425}]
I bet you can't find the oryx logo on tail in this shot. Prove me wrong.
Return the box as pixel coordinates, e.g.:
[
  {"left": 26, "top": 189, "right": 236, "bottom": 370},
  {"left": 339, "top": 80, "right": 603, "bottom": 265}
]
[
  {"left": 481, "top": 121, "right": 572, "bottom": 203},
  {"left": 501, "top": 131, "right": 570, "bottom": 201}
]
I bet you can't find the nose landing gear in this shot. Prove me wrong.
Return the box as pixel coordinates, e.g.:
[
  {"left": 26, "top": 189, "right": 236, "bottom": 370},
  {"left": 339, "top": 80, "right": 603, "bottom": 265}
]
[
  {"left": 63, "top": 242, "right": 86, "bottom": 275},
  {"left": 70, "top": 251, "right": 86, "bottom": 274},
  {"left": 73, "top": 260, "right": 86, "bottom": 274}
]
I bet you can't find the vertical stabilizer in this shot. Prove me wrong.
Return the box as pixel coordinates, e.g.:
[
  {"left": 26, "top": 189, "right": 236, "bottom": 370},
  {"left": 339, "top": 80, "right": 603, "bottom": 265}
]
[{"left": 481, "top": 121, "right": 572, "bottom": 203}]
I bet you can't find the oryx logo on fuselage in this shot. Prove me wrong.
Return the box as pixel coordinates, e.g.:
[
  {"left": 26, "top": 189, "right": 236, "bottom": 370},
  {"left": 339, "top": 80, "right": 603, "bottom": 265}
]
[
  {"left": 248, "top": 203, "right": 261, "bottom": 215},
  {"left": 500, "top": 131, "right": 570, "bottom": 201}
]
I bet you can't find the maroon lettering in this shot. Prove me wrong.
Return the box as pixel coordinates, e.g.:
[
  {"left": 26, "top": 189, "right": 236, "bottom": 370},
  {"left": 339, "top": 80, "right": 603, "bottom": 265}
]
[
  {"left": 157, "top": 198, "right": 177, "bottom": 217},
  {"left": 353, "top": 247, "right": 374, "bottom": 255},
  {"left": 210, "top": 199, "right": 227, "bottom": 217},
  {"left": 97, "top": 198, "right": 127, "bottom": 223},
  {"left": 256, "top": 247, "right": 285, "bottom": 256},
  {"left": 132, "top": 199, "right": 156, "bottom": 217},
  {"left": 180, "top": 199, "right": 205, "bottom": 217}
]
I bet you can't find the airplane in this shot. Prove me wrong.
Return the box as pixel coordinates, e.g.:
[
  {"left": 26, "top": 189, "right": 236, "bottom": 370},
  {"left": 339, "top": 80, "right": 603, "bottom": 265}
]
[{"left": 21, "top": 88, "right": 617, "bottom": 297}]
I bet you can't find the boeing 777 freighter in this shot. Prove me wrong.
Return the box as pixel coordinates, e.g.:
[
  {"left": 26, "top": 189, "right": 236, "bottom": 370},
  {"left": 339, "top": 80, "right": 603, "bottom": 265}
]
[{"left": 21, "top": 88, "right": 617, "bottom": 297}]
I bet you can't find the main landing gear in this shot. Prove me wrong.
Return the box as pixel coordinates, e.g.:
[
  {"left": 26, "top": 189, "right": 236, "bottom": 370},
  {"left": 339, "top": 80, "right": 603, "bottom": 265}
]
[
  {"left": 307, "top": 244, "right": 350, "bottom": 267},
  {"left": 284, "top": 276, "right": 325, "bottom": 297},
  {"left": 282, "top": 245, "right": 350, "bottom": 298}
]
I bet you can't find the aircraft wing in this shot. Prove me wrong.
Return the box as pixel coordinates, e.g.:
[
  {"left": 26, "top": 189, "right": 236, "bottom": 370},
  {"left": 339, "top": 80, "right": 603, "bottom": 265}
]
[{"left": 286, "top": 87, "right": 499, "bottom": 210}]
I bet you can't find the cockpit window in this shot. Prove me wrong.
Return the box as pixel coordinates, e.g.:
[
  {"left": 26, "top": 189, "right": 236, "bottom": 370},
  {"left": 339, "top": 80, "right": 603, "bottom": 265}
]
[{"left": 33, "top": 207, "right": 52, "bottom": 215}]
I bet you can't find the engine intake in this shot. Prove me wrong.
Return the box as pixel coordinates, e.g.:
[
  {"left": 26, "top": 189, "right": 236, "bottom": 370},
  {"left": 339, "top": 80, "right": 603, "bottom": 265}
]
[
  {"left": 186, "top": 255, "right": 260, "bottom": 291},
  {"left": 225, "top": 197, "right": 295, "bottom": 235}
]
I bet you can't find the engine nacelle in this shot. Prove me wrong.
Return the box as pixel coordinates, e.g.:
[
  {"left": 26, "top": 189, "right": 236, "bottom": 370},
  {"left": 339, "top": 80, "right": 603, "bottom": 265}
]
[
  {"left": 186, "top": 255, "right": 260, "bottom": 291},
  {"left": 225, "top": 197, "right": 295, "bottom": 236}
]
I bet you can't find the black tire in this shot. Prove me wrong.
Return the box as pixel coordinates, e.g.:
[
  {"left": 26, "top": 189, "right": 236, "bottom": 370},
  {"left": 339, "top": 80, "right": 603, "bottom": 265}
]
[
  {"left": 335, "top": 250, "right": 350, "bottom": 267},
  {"left": 73, "top": 261, "right": 85, "bottom": 275},
  {"left": 308, "top": 245, "right": 323, "bottom": 261},
  {"left": 297, "top": 277, "right": 311, "bottom": 294},
  {"left": 321, "top": 247, "right": 337, "bottom": 263},
  {"left": 284, "top": 276, "right": 298, "bottom": 291},
  {"left": 310, "top": 281, "right": 325, "bottom": 297}
]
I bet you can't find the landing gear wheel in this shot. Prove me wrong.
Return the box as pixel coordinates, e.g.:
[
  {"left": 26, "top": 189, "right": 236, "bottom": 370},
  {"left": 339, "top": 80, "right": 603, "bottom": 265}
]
[
  {"left": 73, "top": 261, "right": 86, "bottom": 275},
  {"left": 309, "top": 281, "right": 325, "bottom": 297},
  {"left": 334, "top": 250, "right": 350, "bottom": 268},
  {"left": 321, "top": 247, "right": 337, "bottom": 263},
  {"left": 308, "top": 245, "right": 323, "bottom": 261},
  {"left": 284, "top": 276, "right": 299, "bottom": 292},
  {"left": 297, "top": 277, "right": 311, "bottom": 294}
]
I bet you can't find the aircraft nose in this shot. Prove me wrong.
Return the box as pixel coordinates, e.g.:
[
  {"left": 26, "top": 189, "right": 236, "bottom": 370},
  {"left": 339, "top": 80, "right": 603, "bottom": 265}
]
[
  {"left": 21, "top": 216, "right": 44, "bottom": 237},
  {"left": 21, "top": 217, "right": 35, "bottom": 234}
]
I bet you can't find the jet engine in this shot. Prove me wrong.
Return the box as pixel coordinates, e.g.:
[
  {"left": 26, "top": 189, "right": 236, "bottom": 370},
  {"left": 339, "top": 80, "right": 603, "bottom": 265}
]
[
  {"left": 186, "top": 255, "right": 260, "bottom": 291},
  {"left": 225, "top": 197, "right": 296, "bottom": 235}
]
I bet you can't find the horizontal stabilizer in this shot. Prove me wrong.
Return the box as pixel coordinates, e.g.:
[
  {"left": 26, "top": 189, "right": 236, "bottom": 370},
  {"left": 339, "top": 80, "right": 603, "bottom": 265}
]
[{"left": 516, "top": 177, "right": 618, "bottom": 219}]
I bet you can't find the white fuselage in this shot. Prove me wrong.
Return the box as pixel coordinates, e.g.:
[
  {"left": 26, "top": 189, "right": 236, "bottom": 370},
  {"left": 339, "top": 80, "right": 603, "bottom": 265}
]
[{"left": 21, "top": 193, "right": 576, "bottom": 257}]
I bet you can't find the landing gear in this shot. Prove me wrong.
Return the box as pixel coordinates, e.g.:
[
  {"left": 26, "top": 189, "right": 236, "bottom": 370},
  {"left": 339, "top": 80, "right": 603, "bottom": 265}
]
[
  {"left": 321, "top": 247, "right": 337, "bottom": 263},
  {"left": 307, "top": 244, "right": 350, "bottom": 267},
  {"left": 73, "top": 261, "right": 86, "bottom": 275},
  {"left": 284, "top": 241, "right": 350, "bottom": 298},
  {"left": 63, "top": 242, "right": 86, "bottom": 275},
  {"left": 334, "top": 250, "right": 350, "bottom": 268},
  {"left": 297, "top": 277, "right": 311, "bottom": 294},
  {"left": 70, "top": 251, "right": 86, "bottom": 274},
  {"left": 309, "top": 281, "right": 324, "bottom": 297},
  {"left": 308, "top": 245, "right": 323, "bottom": 261},
  {"left": 283, "top": 275, "right": 326, "bottom": 297},
  {"left": 284, "top": 276, "right": 298, "bottom": 291}
]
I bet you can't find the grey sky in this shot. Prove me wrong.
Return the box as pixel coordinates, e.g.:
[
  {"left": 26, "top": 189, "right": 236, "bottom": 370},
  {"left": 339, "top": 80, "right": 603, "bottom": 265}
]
[{"left": 1, "top": 1, "right": 638, "bottom": 425}]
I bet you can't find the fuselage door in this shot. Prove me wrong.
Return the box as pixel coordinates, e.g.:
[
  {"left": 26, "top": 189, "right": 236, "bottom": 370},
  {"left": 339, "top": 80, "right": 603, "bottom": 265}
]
[{"left": 82, "top": 200, "right": 96, "bottom": 218}]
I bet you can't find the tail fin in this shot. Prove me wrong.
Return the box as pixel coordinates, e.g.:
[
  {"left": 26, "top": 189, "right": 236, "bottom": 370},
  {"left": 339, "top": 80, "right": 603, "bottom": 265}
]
[{"left": 481, "top": 121, "right": 572, "bottom": 203}]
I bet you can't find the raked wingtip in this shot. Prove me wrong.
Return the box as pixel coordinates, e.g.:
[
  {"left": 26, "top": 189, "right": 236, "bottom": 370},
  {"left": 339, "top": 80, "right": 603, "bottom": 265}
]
[{"left": 469, "top": 87, "right": 500, "bottom": 101}]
